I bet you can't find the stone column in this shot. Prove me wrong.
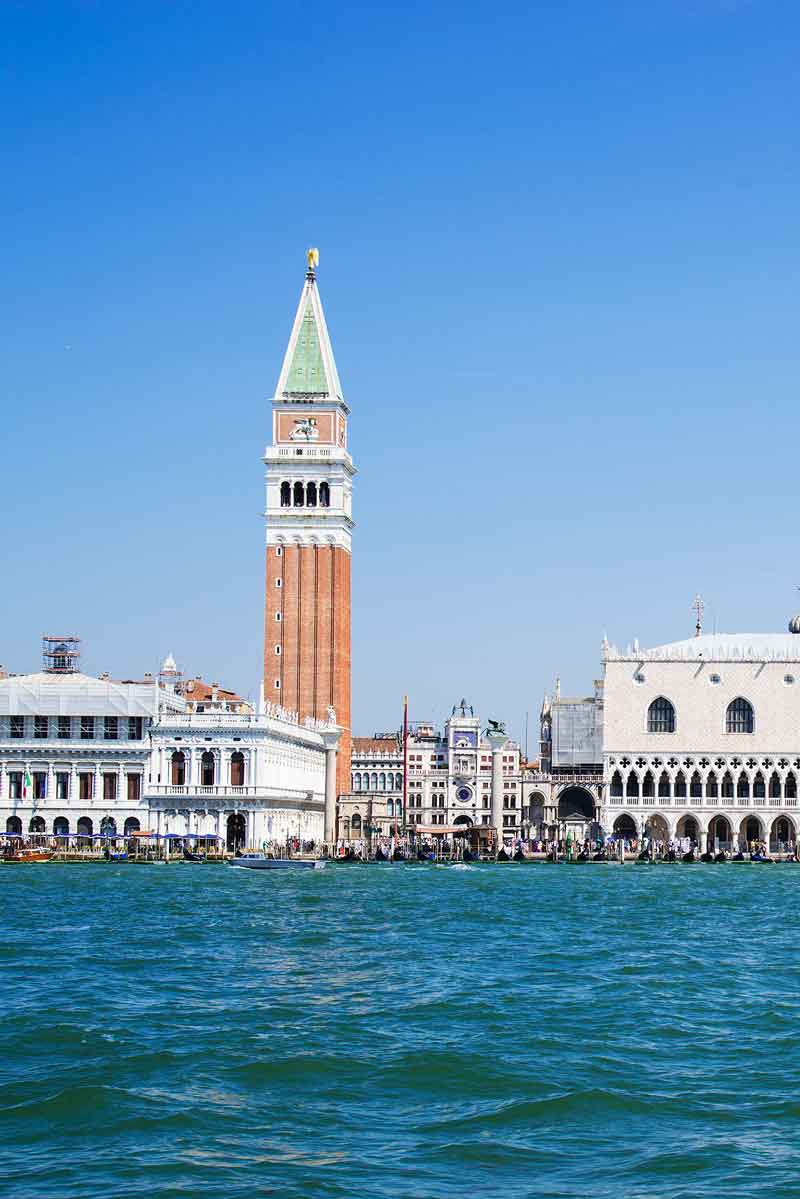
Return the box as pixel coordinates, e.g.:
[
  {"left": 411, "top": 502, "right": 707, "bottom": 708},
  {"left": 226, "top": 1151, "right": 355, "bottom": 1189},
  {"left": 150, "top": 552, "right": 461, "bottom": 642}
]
[
  {"left": 322, "top": 729, "right": 341, "bottom": 848},
  {"left": 488, "top": 731, "right": 507, "bottom": 851}
]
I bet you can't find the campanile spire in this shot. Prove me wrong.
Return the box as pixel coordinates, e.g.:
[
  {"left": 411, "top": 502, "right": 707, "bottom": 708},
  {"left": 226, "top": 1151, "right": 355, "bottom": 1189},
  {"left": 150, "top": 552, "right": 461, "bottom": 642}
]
[{"left": 263, "top": 252, "right": 355, "bottom": 799}]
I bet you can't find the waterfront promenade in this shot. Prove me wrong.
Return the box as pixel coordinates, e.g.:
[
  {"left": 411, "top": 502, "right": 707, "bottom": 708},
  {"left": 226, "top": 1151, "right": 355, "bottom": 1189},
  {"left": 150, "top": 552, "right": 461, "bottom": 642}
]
[{"left": 3, "top": 864, "right": 800, "bottom": 1199}]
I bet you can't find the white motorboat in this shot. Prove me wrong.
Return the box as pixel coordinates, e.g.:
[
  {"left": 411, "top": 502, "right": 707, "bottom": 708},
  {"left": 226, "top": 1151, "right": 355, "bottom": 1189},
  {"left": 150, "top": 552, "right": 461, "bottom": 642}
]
[{"left": 228, "top": 855, "right": 326, "bottom": 871}]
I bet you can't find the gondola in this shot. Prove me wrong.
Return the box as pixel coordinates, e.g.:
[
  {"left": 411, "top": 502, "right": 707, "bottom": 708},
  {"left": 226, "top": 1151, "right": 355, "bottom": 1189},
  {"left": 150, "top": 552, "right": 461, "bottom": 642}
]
[
  {"left": 682, "top": 851, "right": 696, "bottom": 863},
  {"left": 715, "top": 852, "right": 727, "bottom": 863},
  {"left": 374, "top": 848, "right": 388, "bottom": 862},
  {"left": 391, "top": 849, "right": 405, "bottom": 862},
  {"left": 462, "top": 849, "right": 474, "bottom": 862},
  {"left": 732, "top": 851, "right": 746, "bottom": 862},
  {"left": 496, "top": 849, "right": 510, "bottom": 862},
  {"left": 700, "top": 851, "right": 715, "bottom": 863},
  {"left": 182, "top": 849, "right": 205, "bottom": 862},
  {"left": 514, "top": 848, "right": 527, "bottom": 862}
]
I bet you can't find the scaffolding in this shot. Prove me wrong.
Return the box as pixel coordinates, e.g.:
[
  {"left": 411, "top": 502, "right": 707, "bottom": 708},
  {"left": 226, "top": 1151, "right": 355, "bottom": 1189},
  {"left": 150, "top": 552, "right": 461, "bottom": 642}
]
[{"left": 42, "top": 634, "right": 81, "bottom": 674}]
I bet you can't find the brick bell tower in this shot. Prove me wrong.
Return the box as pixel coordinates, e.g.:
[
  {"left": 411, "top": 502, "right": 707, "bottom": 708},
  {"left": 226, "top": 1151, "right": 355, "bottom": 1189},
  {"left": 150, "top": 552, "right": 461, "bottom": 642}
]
[{"left": 263, "top": 249, "right": 355, "bottom": 797}]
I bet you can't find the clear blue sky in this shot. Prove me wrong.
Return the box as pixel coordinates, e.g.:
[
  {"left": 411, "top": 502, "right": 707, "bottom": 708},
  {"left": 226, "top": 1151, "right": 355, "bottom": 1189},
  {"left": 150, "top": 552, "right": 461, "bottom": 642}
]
[{"left": 2, "top": 0, "right": 798, "bottom": 747}]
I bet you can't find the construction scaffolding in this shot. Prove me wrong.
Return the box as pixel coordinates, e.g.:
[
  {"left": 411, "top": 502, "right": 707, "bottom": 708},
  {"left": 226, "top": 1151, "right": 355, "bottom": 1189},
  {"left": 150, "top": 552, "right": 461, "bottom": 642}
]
[{"left": 42, "top": 634, "right": 81, "bottom": 674}]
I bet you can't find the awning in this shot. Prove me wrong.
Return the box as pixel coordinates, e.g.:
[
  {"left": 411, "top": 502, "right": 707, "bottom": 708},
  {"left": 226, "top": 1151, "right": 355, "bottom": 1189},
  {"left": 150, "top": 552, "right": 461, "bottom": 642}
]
[{"left": 414, "top": 825, "right": 473, "bottom": 836}]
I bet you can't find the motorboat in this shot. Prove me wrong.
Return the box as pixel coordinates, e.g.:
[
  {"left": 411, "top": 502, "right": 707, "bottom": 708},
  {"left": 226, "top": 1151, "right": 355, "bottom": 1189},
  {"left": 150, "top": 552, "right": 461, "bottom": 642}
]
[
  {"left": 2, "top": 847, "right": 54, "bottom": 863},
  {"left": 228, "top": 854, "right": 326, "bottom": 870}
]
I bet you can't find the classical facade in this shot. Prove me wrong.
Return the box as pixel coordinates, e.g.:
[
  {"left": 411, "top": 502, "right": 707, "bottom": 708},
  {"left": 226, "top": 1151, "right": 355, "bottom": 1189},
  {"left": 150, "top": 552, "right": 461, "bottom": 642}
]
[
  {"left": 0, "top": 650, "right": 340, "bottom": 851},
  {"left": 263, "top": 251, "right": 354, "bottom": 803},
  {"left": 601, "top": 620, "right": 800, "bottom": 852},
  {"left": 340, "top": 700, "right": 524, "bottom": 842}
]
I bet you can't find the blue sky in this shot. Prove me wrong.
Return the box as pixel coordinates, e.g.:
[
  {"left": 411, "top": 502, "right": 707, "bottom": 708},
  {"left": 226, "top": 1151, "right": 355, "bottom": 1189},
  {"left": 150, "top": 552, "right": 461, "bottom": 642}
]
[{"left": 2, "top": 0, "right": 798, "bottom": 746}]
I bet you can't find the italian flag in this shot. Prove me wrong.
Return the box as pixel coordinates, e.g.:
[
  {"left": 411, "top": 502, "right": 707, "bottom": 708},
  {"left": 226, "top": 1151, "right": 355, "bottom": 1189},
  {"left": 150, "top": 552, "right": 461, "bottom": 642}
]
[{"left": 23, "top": 769, "right": 32, "bottom": 799}]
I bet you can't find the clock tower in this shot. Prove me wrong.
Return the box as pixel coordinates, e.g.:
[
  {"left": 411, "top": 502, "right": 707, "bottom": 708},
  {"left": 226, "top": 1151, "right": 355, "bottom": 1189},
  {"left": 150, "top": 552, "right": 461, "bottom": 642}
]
[{"left": 263, "top": 251, "right": 355, "bottom": 799}]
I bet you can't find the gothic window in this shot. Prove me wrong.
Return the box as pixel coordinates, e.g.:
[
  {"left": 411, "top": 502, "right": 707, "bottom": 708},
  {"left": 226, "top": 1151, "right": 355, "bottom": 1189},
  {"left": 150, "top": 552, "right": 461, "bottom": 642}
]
[
  {"left": 769, "top": 771, "right": 782, "bottom": 799},
  {"left": 721, "top": 771, "right": 734, "bottom": 798},
  {"left": 786, "top": 772, "right": 797, "bottom": 800},
  {"left": 306, "top": 482, "right": 317, "bottom": 507},
  {"left": 626, "top": 772, "right": 639, "bottom": 797},
  {"left": 753, "top": 771, "right": 766, "bottom": 799},
  {"left": 231, "top": 751, "right": 245, "bottom": 787},
  {"left": 647, "top": 697, "right": 676, "bottom": 734},
  {"left": 674, "top": 771, "right": 687, "bottom": 798},
  {"left": 395, "top": 772, "right": 402, "bottom": 790},
  {"left": 706, "top": 771, "right": 718, "bottom": 798},
  {"left": 690, "top": 771, "right": 702, "bottom": 798},
  {"left": 319, "top": 482, "right": 330, "bottom": 507},
  {"left": 610, "top": 771, "right": 623, "bottom": 797},
  {"left": 737, "top": 772, "right": 749, "bottom": 799},
  {"left": 726, "top": 698, "right": 754, "bottom": 734},
  {"left": 280, "top": 481, "right": 291, "bottom": 507},
  {"left": 642, "top": 771, "right": 655, "bottom": 798},
  {"left": 658, "top": 771, "right": 671, "bottom": 798},
  {"left": 171, "top": 751, "right": 185, "bottom": 786}
]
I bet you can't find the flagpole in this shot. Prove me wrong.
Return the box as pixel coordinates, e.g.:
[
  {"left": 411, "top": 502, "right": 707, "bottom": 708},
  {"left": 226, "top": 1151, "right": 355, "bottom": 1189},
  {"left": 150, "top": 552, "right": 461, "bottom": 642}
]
[{"left": 400, "top": 695, "right": 408, "bottom": 843}]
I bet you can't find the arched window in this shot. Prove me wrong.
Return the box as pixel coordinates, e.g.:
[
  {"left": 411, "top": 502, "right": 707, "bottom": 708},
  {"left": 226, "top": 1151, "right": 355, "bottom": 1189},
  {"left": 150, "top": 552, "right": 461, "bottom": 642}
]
[
  {"left": 280, "top": 481, "right": 291, "bottom": 507},
  {"left": 674, "top": 771, "right": 687, "bottom": 798},
  {"left": 721, "top": 771, "right": 734, "bottom": 798},
  {"left": 6, "top": 816, "right": 21, "bottom": 835},
  {"left": 690, "top": 771, "right": 702, "bottom": 798},
  {"left": 306, "top": 482, "right": 317, "bottom": 507},
  {"left": 379, "top": 772, "right": 386, "bottom": 791},
  {"left": 319, "top": 482, "right": 330, "bottom": 508},
  {"left": 395, "top": 772, "right": 402, "bottom": 790},
  {"left": 201, "top": 751, "right": 215, "bottom": 786},
  {"left": 171, "top": 750, "right": 185, "bottom": 786},
  {"left": 753, "top": 771, "right": 766, "bottom": 799},
  {"left": 387, "top": 799, "right": 393, "bottom": 816},
  {"left": 626, "top": 772, "right": 639, "bottom": 797},
  {"left": 737, "top": 772, "right": 750, "bottom": 798},
  {"left": 726, "top": 698, "right": 754, "bottom": 734},
  {"left": 706, "top": 771, "right": 718, "bottom": 798},
  {"left": 29, "top": 816, "right": 46, "bottom": 833},
  {"left": 647, "top": 697, "right": 676, "bottom": 734},
  {"left": 610, "top": 770, "right": 623, "bottom": 797},
  {"left": 353, "top": 773, "right": 361, "bottom": 792},
  {"left": 769, "top": 771, "right": 782, "bottom": 799},
  {"left": 642, "top": 771, "right": 654, "bottom": 798},
  {"left": 658, "top": 771, "right": 671, "bottom": 798},
  {"left": 77, "top": 816, "right": 93, "bottom": 836},
  {"left": 293, "top": 481, "right": 305, "bottom": 507},
  {"left": 230, "top": 751, "right": 245, "bottom": 787},
  {"left": 370, "top": 772, "right": 378, "bottom": 791},
  {"left": 786, "top": 772, "right": 797, "bottom": 800},
  {"left": 100, "top": 816, "right": 117, "bottom": 836},
  {"left": 53, "top": 817, "right": 69, "bottom": 837},
  {"left": 351, "top": 812, "right": 362, "bottom": 832},
  {"left": 124, "top": 817, "right": 140, "bottom": 836}
]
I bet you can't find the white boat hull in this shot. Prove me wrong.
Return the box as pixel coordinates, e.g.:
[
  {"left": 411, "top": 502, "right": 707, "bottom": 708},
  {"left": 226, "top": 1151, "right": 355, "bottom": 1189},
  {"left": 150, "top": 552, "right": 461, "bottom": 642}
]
[{"left": 228, "top": 856, "right": 326, "bottom": 871}]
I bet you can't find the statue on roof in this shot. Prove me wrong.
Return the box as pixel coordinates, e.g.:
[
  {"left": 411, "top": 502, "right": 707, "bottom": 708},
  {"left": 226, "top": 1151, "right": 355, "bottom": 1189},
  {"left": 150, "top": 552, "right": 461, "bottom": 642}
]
[{"left": 484, "top": 718, "right": 506, "bottom": 736}]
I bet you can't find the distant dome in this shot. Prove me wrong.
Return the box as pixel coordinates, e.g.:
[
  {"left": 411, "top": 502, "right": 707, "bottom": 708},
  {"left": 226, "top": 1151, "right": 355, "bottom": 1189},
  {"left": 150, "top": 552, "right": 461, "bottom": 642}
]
[
  {"left": 789, "top": 617, "right": 800, "bottom": 635},
  {"left": 160, "top": 652, "right": 178, "bottom": 673}
]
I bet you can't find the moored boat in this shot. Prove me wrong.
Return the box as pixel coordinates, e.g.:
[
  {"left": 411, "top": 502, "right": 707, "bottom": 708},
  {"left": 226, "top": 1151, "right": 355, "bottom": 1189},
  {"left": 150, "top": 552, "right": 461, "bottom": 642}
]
[{"left": 2, "top": 847, "right": 54, "bottom": 863}]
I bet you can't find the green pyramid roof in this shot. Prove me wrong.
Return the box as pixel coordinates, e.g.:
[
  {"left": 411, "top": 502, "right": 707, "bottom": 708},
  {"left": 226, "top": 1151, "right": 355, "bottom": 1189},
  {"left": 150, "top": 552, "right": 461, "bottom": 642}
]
[{"left": 283, "top": 297, "right": 329, "bottom": 395}]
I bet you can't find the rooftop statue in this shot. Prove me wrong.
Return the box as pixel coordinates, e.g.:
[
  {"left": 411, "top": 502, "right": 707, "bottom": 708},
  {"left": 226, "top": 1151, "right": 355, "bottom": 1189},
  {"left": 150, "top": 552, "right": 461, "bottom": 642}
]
[{"left": 485, "top": 718, "right": 506, "bottom": 736}]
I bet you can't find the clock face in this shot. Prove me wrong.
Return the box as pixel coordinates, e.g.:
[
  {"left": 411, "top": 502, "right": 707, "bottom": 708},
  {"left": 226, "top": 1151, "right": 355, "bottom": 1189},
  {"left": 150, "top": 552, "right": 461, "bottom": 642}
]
[{"left": 456, "top": 786, "right": 472, "bottom": 804}]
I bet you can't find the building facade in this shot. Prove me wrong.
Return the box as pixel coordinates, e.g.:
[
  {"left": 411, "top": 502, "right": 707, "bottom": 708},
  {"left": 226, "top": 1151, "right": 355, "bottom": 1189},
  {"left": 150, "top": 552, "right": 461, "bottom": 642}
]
[
  {"left": 0, "top": 656, "right": 340, "bottom": 851},
  {"left": 340, "top": 700, "right": 525, "bottom": 842},
  {"left": 263, "top": 252, "right": 354, "bottom": 801},
  {"left": 600, "top": 623, "right": 800, "bottom": 852}
]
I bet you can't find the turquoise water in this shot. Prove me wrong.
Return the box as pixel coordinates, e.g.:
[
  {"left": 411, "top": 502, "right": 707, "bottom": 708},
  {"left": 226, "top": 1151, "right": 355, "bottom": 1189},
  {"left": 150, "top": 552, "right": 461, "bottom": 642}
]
[{"left": 3, "top": 863, "right": 800, "bottom": 1199}]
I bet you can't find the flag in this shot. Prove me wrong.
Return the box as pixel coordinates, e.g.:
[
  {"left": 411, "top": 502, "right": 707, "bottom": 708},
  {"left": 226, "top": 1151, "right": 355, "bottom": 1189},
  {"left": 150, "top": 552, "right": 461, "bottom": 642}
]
[{"left": 23, "top": 768, "right": 33, "bottom": 800}]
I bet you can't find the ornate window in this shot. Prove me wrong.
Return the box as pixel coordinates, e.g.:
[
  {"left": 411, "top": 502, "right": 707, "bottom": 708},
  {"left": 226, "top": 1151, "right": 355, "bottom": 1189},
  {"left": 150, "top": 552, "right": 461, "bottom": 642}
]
[
  {"left": 230, "top": 752, "right": 245, "bottom": 787},
  {"left": 647, "top": 697, "right": 675, "bottom": 734},
  {"left": 610, "top": 771, "right": 623, "bottom": 797},
  {"left": 171, "top": 750, "right": 185, "bottom": 786},
  {"left": 201, "top": 751, "right": 215, "bottom": 786},
  {"left": 726, "top": 698, "right": 754, "bottom": 734},
  {"left": 674, "top": 771, "right": 687, "bottom": 798},
  {"left": 690, "top": 771, "right": 702, "bottom": 798},
  {"left": 706, "top": 771, "right": 718, "bottom": 798},
  {"left": 280, "top": 481, "right": 291, "bottom": 507},
  {"left": 353, "top": 773, "right": 361, "bottom": 792},
  {"left": 769, "top": 772, "right": 781, "bottom": 799},
  {"left": 753, "top": 771, "right": 766, "bottom": 799},
  {"left": 737, "top": 772, "right": 749, "bottom": 798},
  {"left": 642, "top": 771, "right": 655, "bottom": 798},
  {"left": 658, "top": 771, "right": 670, "bottom": 798},
  {"left": 721, "top": 771, "right": 734, "bottom": 798},
  {"left": 786, "top": 772, "right": 797, "bottom": 800},
  {"left": 626, "top": 772, "right": 639, "bottom": 797}
]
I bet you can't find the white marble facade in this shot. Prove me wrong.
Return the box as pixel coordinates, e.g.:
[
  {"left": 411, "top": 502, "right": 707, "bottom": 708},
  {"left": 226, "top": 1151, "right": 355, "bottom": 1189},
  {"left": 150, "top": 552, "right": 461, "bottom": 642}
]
[{"left": 0, "top": 671, "right": 338, "bottom": 850}]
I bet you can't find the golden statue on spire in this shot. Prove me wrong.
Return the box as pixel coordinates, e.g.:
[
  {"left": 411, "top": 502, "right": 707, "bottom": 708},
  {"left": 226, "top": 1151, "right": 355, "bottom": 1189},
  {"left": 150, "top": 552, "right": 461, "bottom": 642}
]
[{"left": 307, "top": 247, "right": 319, "bottom": 275}]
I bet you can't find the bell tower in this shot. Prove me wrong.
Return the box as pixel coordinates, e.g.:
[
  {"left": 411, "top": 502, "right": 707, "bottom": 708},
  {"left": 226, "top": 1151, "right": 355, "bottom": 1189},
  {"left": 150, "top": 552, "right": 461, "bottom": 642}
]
[{"left": 263, "top": 250, "right": 355, "bottom": 796}]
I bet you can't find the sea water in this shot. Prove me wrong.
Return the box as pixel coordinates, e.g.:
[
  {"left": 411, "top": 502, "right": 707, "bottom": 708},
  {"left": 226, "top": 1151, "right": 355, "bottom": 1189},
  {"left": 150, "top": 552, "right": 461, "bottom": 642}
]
[{"left": 2, "top": 862, "right": 800, "bottom": 1199}]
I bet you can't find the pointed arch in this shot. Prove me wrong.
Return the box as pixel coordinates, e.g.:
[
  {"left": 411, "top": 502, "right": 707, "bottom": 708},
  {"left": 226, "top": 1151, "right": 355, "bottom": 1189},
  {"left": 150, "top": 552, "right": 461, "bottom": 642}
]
[
  {"left": 626, "top": 772, "right": 639, "bottom": 797},
  {"left": 721, "top": 771, "right": 734, "bottom": 798},
  {"left": 642, "top": 770, "right": 655, "bottom": 798},
  {"left": 769, "top": 771, "right": 782, "bottom": 799},
  {"left": 610, "top": 770, "right": 623, "bottom": 797},
  {"left": 690, "top": 770, "right": 702, "bottom": 798},
  {"left": 706, "top": 770, "right": 718, "bottom": 798},
  {"left": 647, "top": 697, "right": 675, "bottom": 733},
  {"left": 657, "top": 770, "right": 671, "bottom": 798},
  {"left": 674, "top": 770, "right": 687, "bottom": 798},
  {"left": 785, "top": 771, "right": 797, "bottom": 800},
  {"left": 737, "top": 771, "right": 750, "bottom": 798},
  {"left": 753, "top": 770, "right": 766, "bottom": 799},
  {"left": 726, "top": 697, "right": 754, "bottom": 733}
]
